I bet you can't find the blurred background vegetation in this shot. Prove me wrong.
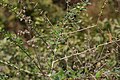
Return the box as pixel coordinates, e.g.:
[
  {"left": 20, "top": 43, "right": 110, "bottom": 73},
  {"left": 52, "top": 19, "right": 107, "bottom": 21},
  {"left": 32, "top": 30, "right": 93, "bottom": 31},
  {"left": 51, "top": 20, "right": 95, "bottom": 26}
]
[{"left": 0, "top": 0, "right": 120, "bottom": 80}]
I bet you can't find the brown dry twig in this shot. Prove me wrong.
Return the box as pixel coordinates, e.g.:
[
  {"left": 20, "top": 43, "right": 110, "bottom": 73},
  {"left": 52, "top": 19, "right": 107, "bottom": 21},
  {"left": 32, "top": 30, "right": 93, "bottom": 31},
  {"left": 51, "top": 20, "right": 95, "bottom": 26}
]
[{"left": 52, "top": 39, "right": 120, "bottom": 68}]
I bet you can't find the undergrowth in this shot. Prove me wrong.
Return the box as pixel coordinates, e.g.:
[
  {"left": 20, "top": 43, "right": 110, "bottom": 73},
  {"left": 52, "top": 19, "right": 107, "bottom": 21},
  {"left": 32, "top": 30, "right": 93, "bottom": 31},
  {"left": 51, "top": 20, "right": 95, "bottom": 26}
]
[{"left": 0, "top": 0, "right": 120, "bottom": 80}]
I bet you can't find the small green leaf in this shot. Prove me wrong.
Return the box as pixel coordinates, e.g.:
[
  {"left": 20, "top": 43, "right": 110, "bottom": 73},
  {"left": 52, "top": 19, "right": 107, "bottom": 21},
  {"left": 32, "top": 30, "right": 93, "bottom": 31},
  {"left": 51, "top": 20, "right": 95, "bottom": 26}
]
[{"left": 95, "top": 71, "right": 102, "bottom": 78}]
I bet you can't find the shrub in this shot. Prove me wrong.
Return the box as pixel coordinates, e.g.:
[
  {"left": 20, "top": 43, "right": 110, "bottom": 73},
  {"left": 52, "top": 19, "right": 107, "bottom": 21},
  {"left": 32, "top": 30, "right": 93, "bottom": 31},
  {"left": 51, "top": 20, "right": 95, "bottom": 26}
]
[{"left": 0, "top": 0, "right": 120, "bottom": 80}]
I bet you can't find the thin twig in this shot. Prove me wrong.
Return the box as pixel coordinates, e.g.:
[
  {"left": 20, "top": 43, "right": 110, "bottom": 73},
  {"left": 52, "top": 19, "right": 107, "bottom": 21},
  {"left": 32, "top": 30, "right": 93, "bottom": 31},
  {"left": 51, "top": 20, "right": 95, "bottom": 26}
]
[
  {"left": 0, "top": 60, "right": 42, "bottom": 76},
  {"left": 90, "top": 74, "right": 97, "bottom": 80},
  {"left": 97, "top": 0, "right": 109, "bottom": 22},
  {"left": 9, "top": 37, "right": 47, "bottom": 77},
  {"left": 52, "top": 39, "right": 120, "bottom": 67},
  {"left": 61, "top": 25, "right": 95, "bottom": 35}
]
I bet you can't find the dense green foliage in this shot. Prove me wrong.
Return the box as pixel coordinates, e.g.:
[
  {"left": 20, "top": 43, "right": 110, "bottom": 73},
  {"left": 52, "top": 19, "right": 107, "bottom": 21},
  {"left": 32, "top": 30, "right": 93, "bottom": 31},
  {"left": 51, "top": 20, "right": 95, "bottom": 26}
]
[{"left": 0, "top": 0, "right": 120, "bottom": 80}]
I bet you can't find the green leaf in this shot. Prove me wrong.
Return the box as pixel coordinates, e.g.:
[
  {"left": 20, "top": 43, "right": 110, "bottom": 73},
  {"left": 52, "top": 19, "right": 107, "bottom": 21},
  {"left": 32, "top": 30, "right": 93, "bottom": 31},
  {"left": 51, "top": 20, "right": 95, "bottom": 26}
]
[{"left": 95, "top": 71, "right": 102, "bottom": 78}]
